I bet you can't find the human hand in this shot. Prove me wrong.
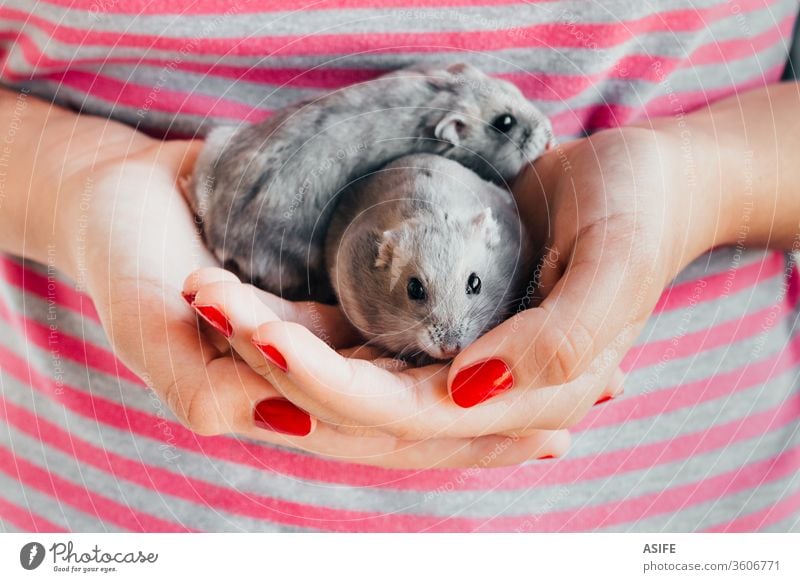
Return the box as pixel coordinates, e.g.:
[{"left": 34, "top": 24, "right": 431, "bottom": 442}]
[
  {"left": 191, "top": 125, "right": 721, "bottom": 449},
  {"left": 183, "top": 268, "right": 574, "bottom": 464},
  {"left": 52, "top": 129, "right": 568, "bottom": 469},
  {"left": 447, "top": 125, "right": 727, "bottom": 412}
]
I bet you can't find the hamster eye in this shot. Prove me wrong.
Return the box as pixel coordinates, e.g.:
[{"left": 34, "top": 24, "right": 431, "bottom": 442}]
[
  {"left": 407, "top": 277, "right": 426, "bottom": 301},
  {"left": 466, "top": 273, "right": 482, "bottom": 295},
  {"left": 490, "top": 114, "right": 516, "bottom": 133}
]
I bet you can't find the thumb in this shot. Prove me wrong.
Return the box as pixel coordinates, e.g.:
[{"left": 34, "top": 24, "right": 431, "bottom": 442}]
[{"left": 447, "top": 217, "right": 659, "bottom": 407}]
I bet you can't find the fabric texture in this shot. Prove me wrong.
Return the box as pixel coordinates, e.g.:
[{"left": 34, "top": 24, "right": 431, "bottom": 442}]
[{"left": 0, "top": 0, "right": 799, "bottom": 532}]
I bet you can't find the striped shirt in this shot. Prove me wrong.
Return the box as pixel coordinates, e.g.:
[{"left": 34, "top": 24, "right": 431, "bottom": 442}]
[{"left": 1, "top": 0, "right": 799, "bottom": 532}]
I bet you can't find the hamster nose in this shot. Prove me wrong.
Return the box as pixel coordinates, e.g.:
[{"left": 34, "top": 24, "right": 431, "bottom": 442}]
[{"left": 439, "top": 342, "right": 461, "bottom": 358}]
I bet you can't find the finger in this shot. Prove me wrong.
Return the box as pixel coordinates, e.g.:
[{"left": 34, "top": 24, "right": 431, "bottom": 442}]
[
  {"left": 245, "top": 419, "right": 572, "bottom": 469},
  {"left": 185, "top": 266, "right": 360, "bottom": 349},
  {"left": 160, "top": 345, "right": 570, "bottom": 467},
  {"left": 252, "top": 292, "right": 361, "bottom": 349},
  {"left": 449, "top": 216, "right": 657, "bottom": 402},
  {"left": 249, "top": 320, "right": 619, "bottom": 439},
  {"left": 598, "top": 367, "right": 626, "bottom": 402},
  {"left": 191, "top": 279, "right": 395, "bottom": 437},
  {"left": 182, "top": 266, "right": 240, "bottom": 304},
  {"left": 534, "top": 243, "right": 564, "bottom": 301}
]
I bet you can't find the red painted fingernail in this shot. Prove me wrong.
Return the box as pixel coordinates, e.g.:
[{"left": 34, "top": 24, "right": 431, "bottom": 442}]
[
  {"left": 451, "top": 359, "right": 513, "bottom": 408},
  {"left": 254, "top": 398, "right": 311, "bottom": 436},
  {"left": 538, "top": 454, "right": 555, "bottom": 460},
  {"left": 181, "top": 291, "right": 197, "bottom": 305},
  {"left": 252, "top": 341, "right": 288, "bottom": 372},
  {"left": 193, "top": 304, "right": 232, "bottom": 338},
  {"left": 594, "top": 395, "right": 613, "bottom": 405}
]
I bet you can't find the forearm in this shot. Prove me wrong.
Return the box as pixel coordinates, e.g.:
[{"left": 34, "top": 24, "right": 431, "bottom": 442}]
[
  {"left": 0, "top": 87, "right": 152, "bottom": 279},
  {"left": 651, "top": 82, "right": 800, "bottom": 251}
]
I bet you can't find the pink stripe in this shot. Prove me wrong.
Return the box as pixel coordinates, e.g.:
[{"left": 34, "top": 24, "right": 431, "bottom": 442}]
[
  {"left": 0, "top": 256, "right": 100, "bottom": 322},
  {"left": 705, "top": 487, "right": 800, "bottom": 532},
  {"left": 477, "top": 444, "right": 800, "bottom": 531},
  {"left": 34, "top": 0, "right": 566, "bottom": 15},
  {"left": 5, "top": 390, "right": 799, "bottom": 532},
  {"left": 0, "top": 312, "right": 797, "bottom": 495},
  {"left": 0, "top": 495, "right": 66, "bottom": 532},
  {"left": 625, "top": 292, "right": 794, "bottom": 369},
  {"left": 464, "top": 389, "right": 800, "bottom": 494},
  {"left": 0, "top": 287, "right": 142, "bottom": 385},
  {"left": 46, "top": 61, "right": 786, "bottom": 140},
  {"left": 654, "top": 252, "right": 784, "bottom": 313},
  {"left": 549, "top": 61, "right": 787, "bottom": 136},
  {"left": 40, "top": 70, "right": 264, "bottom": 123},
  {"left": 0, "top": 395, "right": 476, "bottom": 532},
  {"left": 0, "top": 0, "right": 774, "bottom": 56},
  {"left": 0, "top": 445, "right": 192, "bottom": 532},
  {"left": 0, "top": 256, "right": 786, "bottom": 412},
  {"left": 2, "top": 14, "right": 791, "bottom": 99},
  {"left": 8, "top": 59, "right": 785, "bottom": 143},
  {"left": 612, "top": 332, "right": 800, "bottom": 427}
]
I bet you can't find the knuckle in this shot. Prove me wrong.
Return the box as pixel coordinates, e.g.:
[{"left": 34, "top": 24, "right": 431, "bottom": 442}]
[
  {"left": 557, "top": 402, "right": 592, "bottom": 429},
  {"left": 385, "top": 421, "right": 424, "bottom": 441},
  {"left": 534, "top": 320, "right": 592, "bottom": 386},
  {"left": 331, "top": 423, "right": 382, "bottom": 438},
  {"left": 164, "top": 378, "right": 221, "bottom": 436}
]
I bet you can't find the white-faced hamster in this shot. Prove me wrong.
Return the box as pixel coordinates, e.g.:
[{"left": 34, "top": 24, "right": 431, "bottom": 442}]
[
  {"left": 325, "top": 154, "right": 534, "bottom": 363},
  {"left": 186, "top": 62, "right": 551, "bottom": 301}
]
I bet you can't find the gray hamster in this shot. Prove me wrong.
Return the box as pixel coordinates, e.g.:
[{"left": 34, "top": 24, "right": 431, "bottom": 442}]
[
  {"left": 326, "top": 154, "right": 533, "bottom": 363},
  {"left": 186, "top": 62, "right": 551, "bottom": 300}
]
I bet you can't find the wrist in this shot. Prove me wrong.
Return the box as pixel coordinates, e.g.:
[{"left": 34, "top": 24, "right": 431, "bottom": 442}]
[
  {"left": 50, "top": 127, "right": 157, "bottom": 288},
  {"left": 643, "top": 120, "right": 738, "bottom": 273}
]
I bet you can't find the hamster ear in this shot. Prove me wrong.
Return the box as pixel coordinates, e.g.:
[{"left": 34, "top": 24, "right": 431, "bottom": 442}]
[
  {"left": 446, "top": 62, "right": 478, "bottom": 76},
  {"left": 375, "top": 229, "right": 399, "bottom": 269},
  {"left": 471, "top": 208, "right": 501, "bottom": 248},
  {"left": 435, "top": 112, "right": 467, "bottom": 146},
  {"left": 375, "top": 228, "right": 411, "bottom": 291}
]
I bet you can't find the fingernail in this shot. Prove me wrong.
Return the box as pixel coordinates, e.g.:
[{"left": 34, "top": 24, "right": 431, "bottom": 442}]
[
  {"left": 538, "top": 454, "right": 555, "bottom": 460},
  {"left": 193, "top": 304, "right": 232, "bottom": 338},
  {"left": 451, "top": 359, "right": 513, "bottom": 408},
  {"left": 252, "top": 341, "right": 288, "bottom": 372},
  {"left": 254, "top": 398, "right": 311, "bottom": 436},
  {"left": 594, "top": 394, "right": 613, "bottom": 405},
  {"left": 181, "top": 291, "right": 196, "bottom": 305}
]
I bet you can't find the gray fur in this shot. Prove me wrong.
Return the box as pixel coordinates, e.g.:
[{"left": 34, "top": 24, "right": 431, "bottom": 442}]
[
  {"left": 326, "top": 154, "right": 534, "bottom": 363},
  {"left": 186, "top": 62, "right": 551, "bottom": 300}
]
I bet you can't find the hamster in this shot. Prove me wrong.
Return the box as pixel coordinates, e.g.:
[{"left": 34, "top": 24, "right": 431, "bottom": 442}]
[
  {"left": 186, "top": 62, "right": 551, "bottom": 301},
  {"left": 325, "top": 154, "right": 534, "bottom": 363}
]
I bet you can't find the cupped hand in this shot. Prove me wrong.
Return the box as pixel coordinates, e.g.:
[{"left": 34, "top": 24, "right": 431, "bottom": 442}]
[
  {"left": 448, "top": 125, "right": 724, "bottom": 409},
  {"left": 193, "top": 125, "right": 719, "bottom": 444},
  {"left": 68, "top": 134, "right": 567, "bottom": 468}
]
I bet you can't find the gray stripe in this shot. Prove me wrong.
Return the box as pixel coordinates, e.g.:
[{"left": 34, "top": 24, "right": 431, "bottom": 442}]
[
  {"left": 0, "top": 445, "right": 116, "bottom": 532},
  {"left": 0, "top": 253, "right": 794, "bottom": 424},
  {"left": 83, "top": 36, "right": 792, "bottom": 118},
  {"left": 3, "top": 79, "right": 227, "bottom": 138},
  {"left": 2, "top": 336, "right": 798, "bottom": 520},
  {"left": 0, "top": 519, "right": 21, "bottom": 532},
  {"left": 600, "top": 470, "right": 800, "bottom": 532},
  {"left": 1, "top": 418, "right": 318, "bottom": 532},
  {"left": 629, "top": 301, "right": 800, "bottom": 395},
  {"left": 763, "top": 512, "right": 800, "bottom": 532},
  {"left": 11, "top": 0, "right": 766, "bottom": 37},
  {"left": 574, "top": 360, "right": 800, "bottom": 456},
  {"left": 634, "top": 252, "right": 783, "bottom": 345},
  {"left": 7, "top": 39, "right": 789, "bottom": 142},
  {"left": 0, "top": 276, "right": 113, "bottom": 351},
  {"left": 4, "top": 1, "right": 792, "bottom": 77}
]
